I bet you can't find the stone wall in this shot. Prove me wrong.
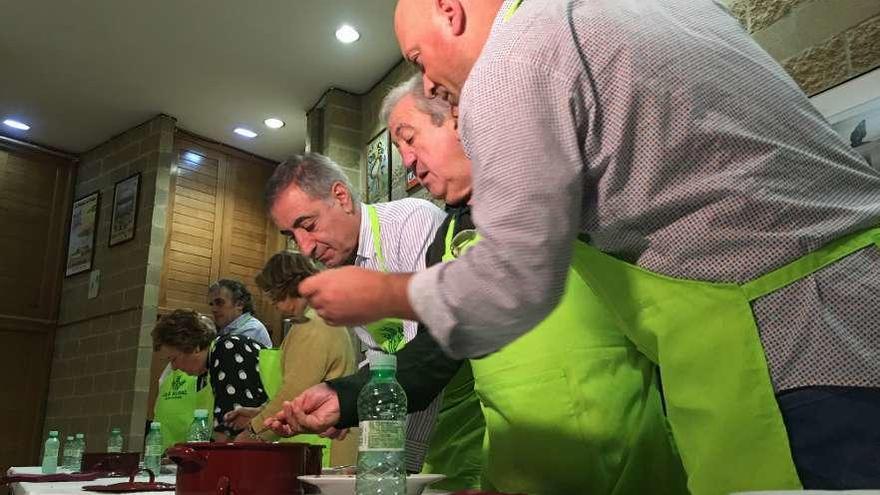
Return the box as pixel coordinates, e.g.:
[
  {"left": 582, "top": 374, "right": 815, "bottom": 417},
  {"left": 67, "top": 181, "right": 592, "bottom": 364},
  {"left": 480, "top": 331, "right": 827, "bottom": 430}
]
[
  {"left": 305, "top": 61, "right": 439, "bottom": 206},
  {"left": 43, "top": 115, "right": 175, "bottom": 453},
  {"left": 724, "top": 0, "right": 880, "bottom": 95}
]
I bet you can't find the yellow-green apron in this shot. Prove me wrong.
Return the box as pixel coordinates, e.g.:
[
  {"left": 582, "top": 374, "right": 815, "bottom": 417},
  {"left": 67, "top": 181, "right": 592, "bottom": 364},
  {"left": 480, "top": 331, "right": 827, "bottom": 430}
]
[
  {"left": 153, "top": 365, "right": 214, "bottom": 451},
  {"left": 446, "top": 220, "right": 687, "bottom": 494},
  {"left": 363, "top": 205, "right": 484, "bottom": 490},
  {"left": 573, "top": 228, "right": 880, "bottom": 494},
  {"left": 257, "top": 348, "right": 332, "bottom": 467}
]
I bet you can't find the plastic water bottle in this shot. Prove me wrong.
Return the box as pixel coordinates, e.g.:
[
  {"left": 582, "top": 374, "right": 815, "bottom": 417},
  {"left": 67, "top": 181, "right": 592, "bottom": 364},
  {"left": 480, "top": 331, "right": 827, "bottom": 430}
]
[
  {"left": 41, "top": 431, "right": 60, "bottom": 474},
  {"left": 61, "top": 435, "right": 75, "bottom": 470},
  {"left": 356, "top": 353, "right": 407, "bottom": 495},
  {"left": 144, "top": 422, "right": 163, "bottom": 473},
  {"left": 73, "top": 433, "right": 86, "bottom": 471},
  {"left": 187, "top": 409, "right": 211, "bottom": 442},
  {"left": 107, "top": 428, "right": 124, "bottom": 453}
]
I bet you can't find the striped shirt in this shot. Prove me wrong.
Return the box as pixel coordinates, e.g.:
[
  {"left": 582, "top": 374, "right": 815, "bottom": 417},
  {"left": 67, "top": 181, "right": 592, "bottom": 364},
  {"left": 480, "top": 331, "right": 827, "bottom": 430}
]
[
  {"left": 220, "top": 313, "right": 272, "bottom": 348},
  {"left": 408, "top": 0, "right": 880, "bottom": 392},
  {"left": 352, "top": 198, "right": 447, "bottom": 472}
]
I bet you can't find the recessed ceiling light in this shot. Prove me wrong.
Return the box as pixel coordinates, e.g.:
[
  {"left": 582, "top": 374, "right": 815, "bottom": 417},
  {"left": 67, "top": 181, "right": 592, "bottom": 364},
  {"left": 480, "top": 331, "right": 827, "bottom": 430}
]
[
  {"left": 3, "top": 119, "right": 30, "bottom": 131},
  {"left": 264, "top": 118, "right": 285, "bottom": 129},
  {"left": 335, "top": 24, "right": 360, "bottom": 44},
  {"left": 234, "top": 127, "right": 258, "bottom": 138}
]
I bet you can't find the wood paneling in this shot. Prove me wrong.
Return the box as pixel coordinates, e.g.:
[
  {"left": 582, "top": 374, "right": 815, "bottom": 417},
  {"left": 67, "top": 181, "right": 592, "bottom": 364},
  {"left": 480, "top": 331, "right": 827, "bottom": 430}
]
[
  {"left": 0, "top": 143, "right": 74, "bottom": 475},
  {"left": 158, "top": 135, "right": 285, "bottom": 336}
]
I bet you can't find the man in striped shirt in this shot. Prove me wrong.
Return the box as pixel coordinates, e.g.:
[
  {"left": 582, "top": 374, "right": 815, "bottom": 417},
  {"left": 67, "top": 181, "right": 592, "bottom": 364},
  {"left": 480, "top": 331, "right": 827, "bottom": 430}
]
[{"left": 264, "top": 152, "right": 446, "bottom": 472}]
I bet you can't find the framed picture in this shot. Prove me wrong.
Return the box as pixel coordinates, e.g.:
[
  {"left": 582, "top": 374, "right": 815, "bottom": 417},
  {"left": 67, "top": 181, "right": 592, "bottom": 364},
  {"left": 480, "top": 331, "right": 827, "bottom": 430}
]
[
  {"left": 65, "top": 191, "right": 100, "bottom": 276},
  {"left": 366, "top": 129, "right": 392, "bottom": 203},
  {"left": 810, "top": 68, "right": 880, "bottom": 169},
  {"left": 109, "top": 173, "right": 140, "bottom": 246}
]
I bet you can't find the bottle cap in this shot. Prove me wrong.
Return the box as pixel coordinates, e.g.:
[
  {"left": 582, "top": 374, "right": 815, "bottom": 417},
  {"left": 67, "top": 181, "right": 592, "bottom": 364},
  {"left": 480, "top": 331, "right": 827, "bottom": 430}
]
[
  {"left": 67, "top": 436, "right": 74, "bottom": 440},
  {"left": 150, "top": 421, "right": 161, "bottom": 430},
  {"left": 48, "top": 430, "right": 58, "bottom": 437},
  {"left": 111, "top": 428, "right": 121, "bottom": 434},
  {"left": 368, "top": 352, "right": 397, "bottom": 370},
  {"left": 193, "top": 409, "right": 209, "bottom": 419},
  {"left": 75, "top": 433, "right": 84, "bottom": 439}
]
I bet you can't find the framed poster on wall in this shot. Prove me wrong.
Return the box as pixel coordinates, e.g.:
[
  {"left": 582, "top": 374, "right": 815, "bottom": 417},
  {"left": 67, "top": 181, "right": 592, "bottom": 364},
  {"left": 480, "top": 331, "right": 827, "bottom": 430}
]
[
  {"left": 65, "top": 191, "right": 100, "bottom": 276},
  {"left": 366, "top": 129, "right": 392, "bottom": 203},
  {"left": 109, "top": 172, "right": 140, "bottom": 246},
  {"left": 810, "top": 68, "right": 880, "bottom": 169}
]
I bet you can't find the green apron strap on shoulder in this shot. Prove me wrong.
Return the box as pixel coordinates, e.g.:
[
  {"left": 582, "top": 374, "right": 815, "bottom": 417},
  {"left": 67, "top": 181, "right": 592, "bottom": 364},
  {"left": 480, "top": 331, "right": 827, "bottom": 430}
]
[
  {"left": 364, "top": 204, "right": 406, "bottom": 353},
  {"left": 366, "top": 205, "right": 387, "bottom": 272},
  {"left": 741, "top": 227, "right": 880, "bottom": 300},
  {"left": 503, "top": 0, "right": 523, "bottom": 22}
]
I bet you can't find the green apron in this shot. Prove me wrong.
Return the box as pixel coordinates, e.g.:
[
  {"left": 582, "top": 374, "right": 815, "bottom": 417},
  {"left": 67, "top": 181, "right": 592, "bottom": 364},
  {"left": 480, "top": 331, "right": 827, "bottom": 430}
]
[
  {"left": 446, "top": 220, "right": 687, "bottom": 495},
  {"left": 363, "top": 205, "right": 484, "bottom": 490},
  {"left": 573, "top": 228, "right": 880, "bottom": 494},
  {"left": 257, "top": 348, "right": 332, "bottom": 467},
  {"left": 153, "top": 363, "right": 214, "bottom": 451}
]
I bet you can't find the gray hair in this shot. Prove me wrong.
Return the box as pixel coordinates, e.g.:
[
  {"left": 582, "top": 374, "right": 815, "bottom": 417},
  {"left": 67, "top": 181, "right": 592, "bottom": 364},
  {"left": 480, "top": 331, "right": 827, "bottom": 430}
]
[
  {"left": 379, "top": 75, "right": 453, "bottom": 128},
  {"left": 208, "top": 279, "right": 256, "bottom": 316},
  {"left": 264, "top": 152, "right": 359, "bottom": 209}
]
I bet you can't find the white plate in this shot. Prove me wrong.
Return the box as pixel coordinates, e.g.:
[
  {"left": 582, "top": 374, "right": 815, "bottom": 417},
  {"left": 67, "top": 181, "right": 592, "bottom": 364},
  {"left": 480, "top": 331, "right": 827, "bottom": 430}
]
[{"left": 297, "top": 473, "right": 446, "bottom": 495}]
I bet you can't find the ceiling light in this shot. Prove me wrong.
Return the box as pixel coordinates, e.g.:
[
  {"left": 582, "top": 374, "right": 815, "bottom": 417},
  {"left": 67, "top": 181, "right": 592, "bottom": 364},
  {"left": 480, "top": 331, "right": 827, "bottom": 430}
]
[
  {"left": 233, "top": 127, "right": 258, "bottom": 138},
  {"left": 264, "top": 118, "right": 285, "bottom": 129},
  {"left": 335, "top": 24, "right": 360, "bottom": 44},
  {"left": 3, "top": 119, "right": 30, "bottom": 131}
]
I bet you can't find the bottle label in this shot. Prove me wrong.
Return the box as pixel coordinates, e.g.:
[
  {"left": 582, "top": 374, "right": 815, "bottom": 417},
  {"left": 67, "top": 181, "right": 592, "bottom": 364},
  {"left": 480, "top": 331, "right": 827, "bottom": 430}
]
[
  {"left": 145, "top": 444, "right": 163, "bottom": 457},
  {"left": 358, "top": 420, "right": 405, "bottom": 452}
]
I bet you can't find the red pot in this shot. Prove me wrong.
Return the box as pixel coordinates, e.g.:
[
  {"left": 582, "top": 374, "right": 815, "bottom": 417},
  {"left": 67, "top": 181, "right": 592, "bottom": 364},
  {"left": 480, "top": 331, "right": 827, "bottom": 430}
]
[{"left": 167, "top": 442, "right": 320, "bottom": 495}]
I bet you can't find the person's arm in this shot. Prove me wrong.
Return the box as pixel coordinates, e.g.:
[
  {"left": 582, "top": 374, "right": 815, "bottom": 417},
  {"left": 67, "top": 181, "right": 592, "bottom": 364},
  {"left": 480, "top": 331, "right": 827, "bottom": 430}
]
[
  {"left": 250, "top": 320, "right": 337, "bottom": 439},
  {"left": 327, "top": 327, "right": 464, "bottom": 428},
  {"left": 408, "top": 56, "right": 588, "bottom": 358}
]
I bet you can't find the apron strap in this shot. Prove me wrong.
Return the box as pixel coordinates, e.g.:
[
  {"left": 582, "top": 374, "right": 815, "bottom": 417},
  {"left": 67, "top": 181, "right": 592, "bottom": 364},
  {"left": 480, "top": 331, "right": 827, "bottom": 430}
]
[
  {"left": 741, "top": 227, "right": 880, "bottom": 300},
  {"left": 366, "top": 205, "right": 387, "bottom": 272},
  {"left": 503, "top": 0, "right": 524, "bottom": 22},
  {"left": 444, "top": 216, "right": 458, "bottom": 255}
]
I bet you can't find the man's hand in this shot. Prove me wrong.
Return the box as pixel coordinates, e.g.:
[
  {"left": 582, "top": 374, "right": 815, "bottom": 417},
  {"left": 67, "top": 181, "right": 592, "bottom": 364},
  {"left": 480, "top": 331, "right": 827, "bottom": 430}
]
[
  {"left": 223, "top": 406, "right": 261, "bottom": 431},
  {"left": 232, "top": 429, "right": 262, "bottom": 443},
  {"left": 262, "top": 383, "right": 343, "bottom": 438},
  {"left": 298, "top": 267, "right": 416, "bottom": 326},
  {"left": 287, "top": 383, "right": 343, "bottom": 433}
]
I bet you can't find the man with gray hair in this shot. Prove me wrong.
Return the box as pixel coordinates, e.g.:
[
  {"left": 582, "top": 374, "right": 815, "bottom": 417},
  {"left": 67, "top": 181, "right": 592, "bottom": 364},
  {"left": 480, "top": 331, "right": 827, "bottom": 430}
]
[
  {"left": 207, "top": 278, "right": 272, "bottom": 348},
  {"left": 264, "top": 152, "right": 446, "bottom": 473}
]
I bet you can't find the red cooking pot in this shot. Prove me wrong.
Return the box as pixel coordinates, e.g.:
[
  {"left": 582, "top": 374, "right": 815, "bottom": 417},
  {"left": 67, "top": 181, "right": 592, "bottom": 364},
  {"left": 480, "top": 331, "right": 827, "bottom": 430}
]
[{"left": 167, "top": 442, "right": 321, "bottom": 495}]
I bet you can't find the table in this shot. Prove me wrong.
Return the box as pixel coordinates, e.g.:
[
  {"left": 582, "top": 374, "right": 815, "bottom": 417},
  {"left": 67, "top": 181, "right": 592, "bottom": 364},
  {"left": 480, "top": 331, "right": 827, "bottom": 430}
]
[
  {"left": 6, "top": 467, "right": 175, "bottom": 495},
  {"left": 7, "top": 467, "right": 451, "bottom": 494}
]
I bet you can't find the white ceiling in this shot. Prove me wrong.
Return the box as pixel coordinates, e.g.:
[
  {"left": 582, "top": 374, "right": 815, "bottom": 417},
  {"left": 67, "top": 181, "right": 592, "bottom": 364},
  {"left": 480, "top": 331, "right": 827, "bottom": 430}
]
[{"left": 0, "top": 0, "right": 402, "bottom": 161}]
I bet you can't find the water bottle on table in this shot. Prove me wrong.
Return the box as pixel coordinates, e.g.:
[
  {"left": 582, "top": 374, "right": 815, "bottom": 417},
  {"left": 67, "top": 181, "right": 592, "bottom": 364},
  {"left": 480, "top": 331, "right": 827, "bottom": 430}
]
[
  {"left": 187, "top": 409, "right": 211, "bottom": 442},
  {"left": 62, "top": 435, "right": 75, "bottom": 470},
  {"left": 144, "top": 421, "right": 164, "bottom": 473},
  {"left": 107, "top": 427, "right": 124, "bottom": 453},
  {"left": 356, "top": 352, "right": 407, "bottom": 495},
  {"left": 41, "top": 431, "right": 60, "bottom": 474},
  {"left": 73, "top": 433, "right": 86, "bottom": 471}
]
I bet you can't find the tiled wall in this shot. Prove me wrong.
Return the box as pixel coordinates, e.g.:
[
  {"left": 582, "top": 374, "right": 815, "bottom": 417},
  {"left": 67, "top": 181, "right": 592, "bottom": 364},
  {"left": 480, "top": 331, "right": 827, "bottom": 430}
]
[
  {"left": 724, "top": 0, "right": 880, "bottom": 95},
  {"left": 43, "top": 115, "right": 176, "bottom": 453}
]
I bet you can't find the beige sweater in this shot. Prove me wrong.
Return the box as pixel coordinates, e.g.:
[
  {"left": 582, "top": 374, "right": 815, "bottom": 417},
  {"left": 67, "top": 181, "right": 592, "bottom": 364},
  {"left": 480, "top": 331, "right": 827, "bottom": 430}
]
[{"left": 251, "top": 314, "right": 358, "bottom": 465}]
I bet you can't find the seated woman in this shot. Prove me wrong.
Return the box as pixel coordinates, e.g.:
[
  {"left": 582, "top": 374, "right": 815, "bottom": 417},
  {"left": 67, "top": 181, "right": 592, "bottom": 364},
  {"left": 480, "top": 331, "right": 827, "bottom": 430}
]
[
  {"left": 223, "top": 251, "right": 359, "bottom": 465},
  {"left": 152, "top": 310, "right": 269, "bottom": 440}
]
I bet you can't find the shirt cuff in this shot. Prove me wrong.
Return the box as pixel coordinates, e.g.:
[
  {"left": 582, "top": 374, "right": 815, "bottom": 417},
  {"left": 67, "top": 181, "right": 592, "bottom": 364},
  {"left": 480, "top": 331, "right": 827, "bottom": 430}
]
[{"left": 407, "top": 264, "right": 461, "bottom": 358}]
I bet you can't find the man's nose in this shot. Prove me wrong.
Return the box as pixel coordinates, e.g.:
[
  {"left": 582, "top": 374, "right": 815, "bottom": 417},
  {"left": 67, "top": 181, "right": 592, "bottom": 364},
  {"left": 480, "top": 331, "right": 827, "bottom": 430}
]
[
  {"left": 295, "top": 232, "right": 316, "bottom": 257},
  {"left": 422, "top": 73, "right": 437, "bottom": 97}
]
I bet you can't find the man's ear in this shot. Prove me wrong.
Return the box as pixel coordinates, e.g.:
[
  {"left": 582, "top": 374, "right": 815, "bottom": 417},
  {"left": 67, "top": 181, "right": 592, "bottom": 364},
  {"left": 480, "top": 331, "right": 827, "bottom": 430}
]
[
  {"left": 435, "top": 0, "right": 466, "bottom": 36},
  {"left": 331, "top": 182, "right": 355, "bottom": 213}
]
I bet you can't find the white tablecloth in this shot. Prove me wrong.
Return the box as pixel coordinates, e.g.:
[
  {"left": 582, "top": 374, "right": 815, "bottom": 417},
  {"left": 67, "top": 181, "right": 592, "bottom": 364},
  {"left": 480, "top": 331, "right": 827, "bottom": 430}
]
[{"left": 6, "top": 467, "right": 175, "bottom": 495}]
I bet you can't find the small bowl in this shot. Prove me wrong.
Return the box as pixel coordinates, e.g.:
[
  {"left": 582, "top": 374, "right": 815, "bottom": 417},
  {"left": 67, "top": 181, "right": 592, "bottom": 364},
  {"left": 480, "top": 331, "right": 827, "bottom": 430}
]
[{"left": 297, "top": 473, "right": 446, "bottom": 495}]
